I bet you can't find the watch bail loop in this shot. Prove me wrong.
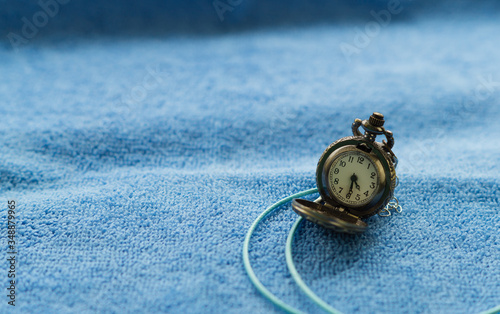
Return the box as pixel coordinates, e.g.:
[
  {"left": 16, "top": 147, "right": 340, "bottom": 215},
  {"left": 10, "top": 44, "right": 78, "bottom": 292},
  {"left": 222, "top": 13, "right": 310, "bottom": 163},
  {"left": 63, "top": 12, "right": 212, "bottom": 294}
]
[{"left": 352, "top": 112, "right": 395, "bottom": 149}]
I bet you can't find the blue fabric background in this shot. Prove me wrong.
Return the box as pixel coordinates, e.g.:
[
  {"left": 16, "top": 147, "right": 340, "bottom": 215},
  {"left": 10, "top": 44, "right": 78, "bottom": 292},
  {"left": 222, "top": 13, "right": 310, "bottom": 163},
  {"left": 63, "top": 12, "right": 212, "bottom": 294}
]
[{"left": 0, "top": 0, "right": 499, "bottom": 313}]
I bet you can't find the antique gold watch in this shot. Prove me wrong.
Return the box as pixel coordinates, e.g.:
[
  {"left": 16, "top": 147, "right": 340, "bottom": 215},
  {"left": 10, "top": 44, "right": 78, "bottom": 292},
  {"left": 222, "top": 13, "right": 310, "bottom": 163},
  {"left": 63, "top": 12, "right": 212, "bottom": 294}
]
[{"left": 292, "top": 112, "right": 398, "bottom": 233}]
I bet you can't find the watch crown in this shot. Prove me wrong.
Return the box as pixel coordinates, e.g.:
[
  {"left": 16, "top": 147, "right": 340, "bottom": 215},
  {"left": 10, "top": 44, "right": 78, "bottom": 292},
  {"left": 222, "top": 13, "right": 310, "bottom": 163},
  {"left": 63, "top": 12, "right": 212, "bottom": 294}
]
[{"left": 369, "top": 112, "right": 385, "bottom": 127}]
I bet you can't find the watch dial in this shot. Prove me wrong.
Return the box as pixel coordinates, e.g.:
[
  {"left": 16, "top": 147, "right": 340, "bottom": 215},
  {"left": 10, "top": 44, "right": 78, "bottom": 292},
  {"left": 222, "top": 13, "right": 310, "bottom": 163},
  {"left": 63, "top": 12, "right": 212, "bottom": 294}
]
[{"left": 328, "top": 151, "right": 380, "bottom": 207}]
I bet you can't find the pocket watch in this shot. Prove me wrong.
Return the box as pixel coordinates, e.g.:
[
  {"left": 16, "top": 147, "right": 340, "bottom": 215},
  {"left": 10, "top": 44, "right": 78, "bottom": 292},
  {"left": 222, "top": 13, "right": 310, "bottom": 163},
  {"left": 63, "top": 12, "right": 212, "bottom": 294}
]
[{"left": 292, "top": 112, "right": 398, "bottom": 234}]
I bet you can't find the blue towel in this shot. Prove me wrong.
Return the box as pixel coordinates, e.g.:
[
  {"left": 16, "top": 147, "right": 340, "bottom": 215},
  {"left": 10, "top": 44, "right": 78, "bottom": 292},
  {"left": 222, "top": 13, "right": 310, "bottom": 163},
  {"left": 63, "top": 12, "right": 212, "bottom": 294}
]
[{"left": 1, "top": 0, "right": 499, "bottom": 313}]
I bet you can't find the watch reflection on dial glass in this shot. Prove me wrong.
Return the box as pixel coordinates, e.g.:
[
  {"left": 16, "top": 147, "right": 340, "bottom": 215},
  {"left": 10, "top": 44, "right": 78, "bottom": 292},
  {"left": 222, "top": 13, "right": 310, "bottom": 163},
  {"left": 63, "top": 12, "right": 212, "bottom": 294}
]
[{"left": 328, "top": 151, "right": 380, "bottom": 207}]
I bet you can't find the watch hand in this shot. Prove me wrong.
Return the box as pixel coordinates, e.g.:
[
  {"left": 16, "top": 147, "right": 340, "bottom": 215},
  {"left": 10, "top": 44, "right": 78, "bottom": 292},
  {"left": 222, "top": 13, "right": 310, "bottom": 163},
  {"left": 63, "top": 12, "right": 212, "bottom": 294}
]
[
  {"left": 350, "top": 173, "right": 361, "bottom": 191},
  {"left": 349, "top": 173, "right": 356, "bottom": 193}
]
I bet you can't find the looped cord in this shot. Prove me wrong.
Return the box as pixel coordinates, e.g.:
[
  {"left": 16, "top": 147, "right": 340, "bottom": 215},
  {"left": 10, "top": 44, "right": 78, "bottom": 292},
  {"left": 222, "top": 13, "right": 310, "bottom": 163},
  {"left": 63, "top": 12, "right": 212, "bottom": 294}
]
[
  {"left": 242, "top": 188, "right": 318, "bottom": 314},
  {"left": 243, "top": 188, "right": 499, "bottom": 314}
]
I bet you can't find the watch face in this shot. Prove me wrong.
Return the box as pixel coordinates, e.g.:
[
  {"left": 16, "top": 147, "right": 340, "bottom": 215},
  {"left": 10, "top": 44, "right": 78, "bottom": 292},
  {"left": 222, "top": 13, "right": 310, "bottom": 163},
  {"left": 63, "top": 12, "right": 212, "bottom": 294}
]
[{"left": 328, "top": 151, "right": 380, "bottom": 207}]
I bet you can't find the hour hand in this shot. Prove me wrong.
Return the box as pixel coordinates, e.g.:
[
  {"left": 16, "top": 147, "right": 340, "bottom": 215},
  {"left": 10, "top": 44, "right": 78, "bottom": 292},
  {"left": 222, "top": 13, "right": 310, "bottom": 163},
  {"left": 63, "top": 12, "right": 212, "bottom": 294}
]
[{"left": 355, "top": 182, "right": 361, "bottom": 191}]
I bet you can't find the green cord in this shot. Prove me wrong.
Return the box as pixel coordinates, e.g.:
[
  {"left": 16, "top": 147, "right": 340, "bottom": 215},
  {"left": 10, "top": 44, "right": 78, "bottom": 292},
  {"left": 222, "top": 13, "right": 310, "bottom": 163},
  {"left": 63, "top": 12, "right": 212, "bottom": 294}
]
[
  {"left": 243, "top": 188, "right": 318, "bottom": 314},
  {"left": 243, "top": 188, "right": 500, "bottom": 314},
  {"left": 285, "top": 217, "right": 500, "bottom": 314},
  {"left": 285, "top": 217, "right": 342, "bottom": 314},
  {"left": 480, "top": 305, "right": 500, "bottom": 314}
]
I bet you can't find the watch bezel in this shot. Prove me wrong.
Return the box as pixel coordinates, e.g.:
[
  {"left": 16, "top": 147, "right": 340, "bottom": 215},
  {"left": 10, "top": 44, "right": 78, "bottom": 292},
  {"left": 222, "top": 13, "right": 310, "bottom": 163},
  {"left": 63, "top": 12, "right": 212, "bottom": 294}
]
[
  {"left": 316, "top": 136, "right": 395, "bottom": 218},
  {"left": 326, "top": 148, "right": 384, "bottom": 208}
]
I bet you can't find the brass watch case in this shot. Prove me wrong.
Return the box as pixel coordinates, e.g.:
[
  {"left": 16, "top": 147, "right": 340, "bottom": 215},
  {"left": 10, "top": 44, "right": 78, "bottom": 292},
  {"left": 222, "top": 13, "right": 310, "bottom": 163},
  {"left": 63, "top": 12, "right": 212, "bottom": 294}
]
[
  {"left": 292, "top": 113, "right": 398, "bottom": 233},
  {"left": 316, "top": 136, "right": 397, "bottom": 218}
]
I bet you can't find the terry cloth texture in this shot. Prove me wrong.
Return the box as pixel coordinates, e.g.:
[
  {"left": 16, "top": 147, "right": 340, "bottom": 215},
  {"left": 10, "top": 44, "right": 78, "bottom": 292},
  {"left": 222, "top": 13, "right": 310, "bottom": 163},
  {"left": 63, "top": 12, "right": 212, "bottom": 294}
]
[{"left": 0, "top": 0, "right": 499, "bottom": 313}]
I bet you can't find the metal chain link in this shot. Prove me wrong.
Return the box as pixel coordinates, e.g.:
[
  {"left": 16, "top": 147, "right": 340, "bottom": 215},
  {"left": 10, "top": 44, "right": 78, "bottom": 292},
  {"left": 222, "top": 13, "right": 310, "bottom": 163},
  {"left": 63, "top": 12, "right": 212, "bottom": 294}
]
[{"left": 378, "top": 176, "right": 402, "bottom": 217}]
